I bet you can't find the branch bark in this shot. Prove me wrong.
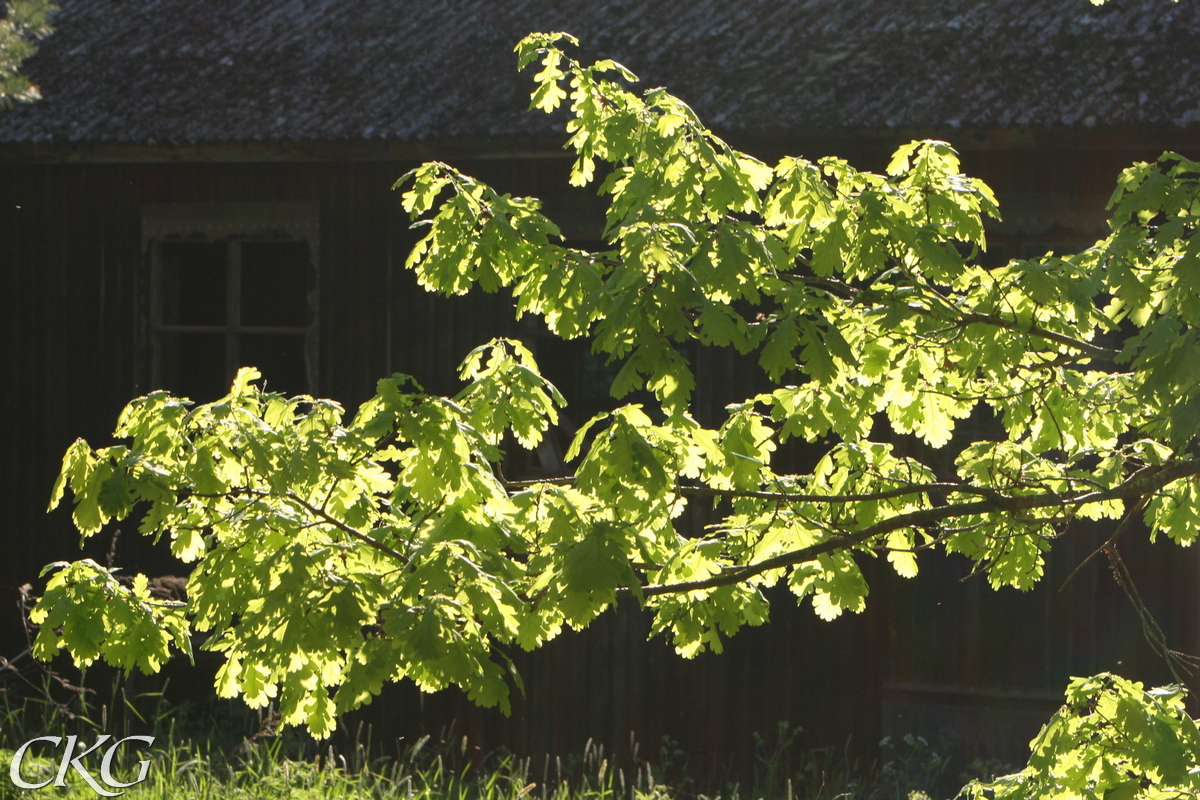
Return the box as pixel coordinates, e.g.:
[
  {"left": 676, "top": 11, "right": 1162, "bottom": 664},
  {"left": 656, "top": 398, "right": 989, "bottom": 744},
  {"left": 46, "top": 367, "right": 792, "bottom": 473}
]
[
  {"left": 791, "top": 275, "right": 1121, "bottom": 362},
  {"left": 284, "top": 491, "right": 411, "bottom": 565},
  {"left": 622, "top": 459, "right": 1200, "bottom": 599}
]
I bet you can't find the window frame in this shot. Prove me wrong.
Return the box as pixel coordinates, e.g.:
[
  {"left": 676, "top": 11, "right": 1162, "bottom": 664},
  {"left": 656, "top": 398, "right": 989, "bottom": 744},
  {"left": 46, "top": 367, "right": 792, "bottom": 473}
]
[{"left": 138, "top": 200, "right": 320, "bottom": 397}]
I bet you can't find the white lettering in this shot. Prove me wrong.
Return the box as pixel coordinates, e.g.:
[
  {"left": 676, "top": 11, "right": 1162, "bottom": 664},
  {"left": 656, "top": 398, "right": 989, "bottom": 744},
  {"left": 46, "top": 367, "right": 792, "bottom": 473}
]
[
  {"left": 54, "top": 735, "right": 117, "bottom": 797},
  {"left": 8, "top": 733, "right": 156, "bottom": 796},
  {"left": 99, "top": 735, "right": 154, "bottom": 790},
  {"left": 9, "top": 735, "right": 60, "bottom": 789}
]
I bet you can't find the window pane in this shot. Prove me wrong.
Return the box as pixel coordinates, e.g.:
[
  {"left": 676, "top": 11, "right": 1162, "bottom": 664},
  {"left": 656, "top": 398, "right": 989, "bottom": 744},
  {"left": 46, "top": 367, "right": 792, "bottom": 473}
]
[
  {"left": 160, "top": 242, "right": 226, "bottom": 326},
  {"left": 240, "top": 241, "right": 310, "bottom": 327},
  {"left": 157, "top": 332, "right": 227, "bottom": 401},
  {"left": 240, "top": 334, "right": 307, "bottom": 396}
]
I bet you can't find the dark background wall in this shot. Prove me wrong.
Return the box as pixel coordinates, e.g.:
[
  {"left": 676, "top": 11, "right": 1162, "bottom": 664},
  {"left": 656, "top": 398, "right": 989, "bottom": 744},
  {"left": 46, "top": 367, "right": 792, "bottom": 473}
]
[{"left": 1, "top": 133, "right": 1197, "bottom": 780}]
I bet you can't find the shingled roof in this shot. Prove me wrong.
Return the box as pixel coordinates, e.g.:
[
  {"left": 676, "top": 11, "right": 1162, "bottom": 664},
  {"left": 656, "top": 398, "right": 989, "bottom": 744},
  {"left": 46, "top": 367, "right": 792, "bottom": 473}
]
[{"left": 0, "top": 0, "right": 1197, "bottom": 146}]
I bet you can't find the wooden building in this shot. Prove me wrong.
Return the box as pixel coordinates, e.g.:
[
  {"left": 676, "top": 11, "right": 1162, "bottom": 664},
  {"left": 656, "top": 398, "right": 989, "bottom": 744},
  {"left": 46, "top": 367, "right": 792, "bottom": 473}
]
[{"left": 1, "top": 0, "right": 1199, "bottom": 780}]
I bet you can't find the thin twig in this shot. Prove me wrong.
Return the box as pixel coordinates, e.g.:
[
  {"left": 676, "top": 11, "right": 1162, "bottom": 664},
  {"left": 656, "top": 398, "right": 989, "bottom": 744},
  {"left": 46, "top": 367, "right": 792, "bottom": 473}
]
[
  {"left": 1105, "top": 544, "right": 1195, "bottom": 684},
  {"left": 1057, "top": 495, "right": 1148, "bottom": 593}
]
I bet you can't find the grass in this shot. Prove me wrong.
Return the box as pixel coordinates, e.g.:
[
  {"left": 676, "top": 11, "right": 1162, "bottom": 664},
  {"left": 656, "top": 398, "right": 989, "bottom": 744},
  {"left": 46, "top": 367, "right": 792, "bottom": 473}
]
[{"left": 0, "top": 656, "right": 1001, "bottom": 800}]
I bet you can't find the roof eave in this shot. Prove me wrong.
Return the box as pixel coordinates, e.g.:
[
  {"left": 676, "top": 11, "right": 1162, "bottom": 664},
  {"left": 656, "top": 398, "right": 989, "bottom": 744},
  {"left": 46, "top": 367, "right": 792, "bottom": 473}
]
[
  {"left": 0, "top": 134, "right": 575, "bottom": 164},
  {"left": 1, "top": 124, "right": 1198, "bottom": 165}
]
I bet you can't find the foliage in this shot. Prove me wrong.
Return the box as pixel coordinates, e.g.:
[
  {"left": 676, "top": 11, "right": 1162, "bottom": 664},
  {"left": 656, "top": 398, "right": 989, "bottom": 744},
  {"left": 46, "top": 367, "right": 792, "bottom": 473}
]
[
  {"left": 965, "top": 674, "right": 1200, "bottom": 800},
  {"left": 0, "top": 0, "right": 54, "bottom": 107},
  {"left": 30, "top": 29, "right": 1200, "bottom": 766}
]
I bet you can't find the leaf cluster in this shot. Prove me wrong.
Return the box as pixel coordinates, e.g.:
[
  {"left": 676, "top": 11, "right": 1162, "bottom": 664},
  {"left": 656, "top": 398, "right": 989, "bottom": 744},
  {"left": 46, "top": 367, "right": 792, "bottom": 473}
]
[
  {"left": 966, "top": 674, "right": 1200, "bottom": 800},
  {"left": 29, "top": 33, "right": 1200, "bottom": 739},
  {"left": 0, "top": 0, "right": 54, "bottom": 107}
]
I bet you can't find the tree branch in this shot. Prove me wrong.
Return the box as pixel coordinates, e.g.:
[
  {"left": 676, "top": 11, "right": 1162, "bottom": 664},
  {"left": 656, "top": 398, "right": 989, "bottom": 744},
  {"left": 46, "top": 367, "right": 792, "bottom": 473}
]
[
  {"left": 953, "top": 311, "right": 1119, "bottom": 362},
  {"left": 790, "top": 275, "right": 1120, "bottom": 362},
  {"left": 672, "top": 482, "right": 1002, "bottom": 504},
  {"left": 623, "top": 460, "right": 1200, "bottom": 599},
  {"left": 506, "top": 477, "right": 1064, "bottom": 505},
  {"left": 283, "top": 491, "right": 411, "bottom": 565}
]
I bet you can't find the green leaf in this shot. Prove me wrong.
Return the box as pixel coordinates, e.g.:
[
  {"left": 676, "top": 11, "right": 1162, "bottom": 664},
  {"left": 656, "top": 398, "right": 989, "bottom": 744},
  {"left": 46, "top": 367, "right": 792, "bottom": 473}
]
[{"left": 34, "top": 32, "right": 1200, "bottom": 749}]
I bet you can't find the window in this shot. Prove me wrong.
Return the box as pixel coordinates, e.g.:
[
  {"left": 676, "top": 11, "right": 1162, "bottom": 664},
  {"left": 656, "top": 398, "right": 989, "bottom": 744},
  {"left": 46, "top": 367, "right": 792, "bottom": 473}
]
[{"left": 140, "top": 201, "right": 319, "bottom": 401}]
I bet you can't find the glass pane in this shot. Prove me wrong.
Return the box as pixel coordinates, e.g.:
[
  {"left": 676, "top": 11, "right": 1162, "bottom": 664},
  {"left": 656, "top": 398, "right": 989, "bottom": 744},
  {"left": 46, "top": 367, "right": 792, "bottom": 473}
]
[
  {"left": 156, "top": 332, "right": 227, "bottom": 402},
  {"left": 240, "top": 334, "right": 308, "bottom": 396},
  {"left": 160, "top": 242, "right": 227, "bottom": 325},
  {"left": 240, "top": 241, "right": 310, "bottom": 327}
]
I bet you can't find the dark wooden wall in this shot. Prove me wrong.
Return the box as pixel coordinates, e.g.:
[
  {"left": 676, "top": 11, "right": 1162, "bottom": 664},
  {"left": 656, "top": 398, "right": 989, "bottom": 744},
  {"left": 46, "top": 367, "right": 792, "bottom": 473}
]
[{"left": 1, "top": 133, "right": 1198, "bottom": 779}]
